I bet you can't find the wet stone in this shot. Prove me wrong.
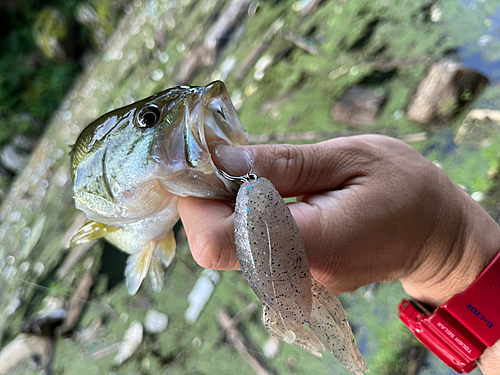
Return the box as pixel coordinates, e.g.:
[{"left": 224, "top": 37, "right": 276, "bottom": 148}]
[
  {"left": 407, "top": 59, "right": 489, "bottom": 124},
  {"left": 150, "top": 68, "right": 164, "bottom": 81},
  {"left": 331, "top": 86, "right": 388, "bottom": 126},
  {"left": 455, "top": 109, "right": 500, "bottom": 146},
  {"left": 20, "top": 309, "right": 67, "bottom": 336},
  {"left": 144, "top": 309, "right": 168, "bottom": 334},
  {"left": 115, "top": 321, "right": 143, "bottom": 365}
]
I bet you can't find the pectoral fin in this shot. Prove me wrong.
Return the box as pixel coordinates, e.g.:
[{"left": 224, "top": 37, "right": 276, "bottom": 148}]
[
  {"left": 153, "top": 231, "right": 176, "bottom": 268},
  {"left": 149, "top": 258, "right": 165, "bottom": 292},
  {"left": 69, "top": 220, "right": 119, "bottom": 247},
  {"left": 125, "top": 242, "right": 155, "bottom": 295},
  {"left": 147, "top": 233, "right": 176, "bottom": 293}
]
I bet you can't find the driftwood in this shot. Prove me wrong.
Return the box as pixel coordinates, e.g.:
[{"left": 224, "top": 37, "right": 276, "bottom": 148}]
[
  {"left": 0, "top": 334, "right": 53, "bottom": 374},
  {"left": 218, "top": 309, "right": 271, "bottom": 375}
]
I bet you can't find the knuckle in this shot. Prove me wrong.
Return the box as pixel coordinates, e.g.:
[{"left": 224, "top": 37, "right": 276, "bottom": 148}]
[
  {"left": 267, "top": 144, "right": 308, "bottom": 188},
  {"left": 329, "top": 137, "right": 380, "bottom": 175}
]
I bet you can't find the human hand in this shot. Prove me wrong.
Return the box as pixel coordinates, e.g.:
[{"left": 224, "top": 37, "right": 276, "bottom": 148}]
[
  {"left": 179, "top": 134, "right": 500, "bottom": 373},
  {"left": 179, "top": 135, "right": 500, "bottom": 305}
]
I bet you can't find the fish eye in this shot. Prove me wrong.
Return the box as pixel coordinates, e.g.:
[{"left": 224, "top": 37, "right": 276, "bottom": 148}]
[{"left": 137, "top": 105, "right": 161, "bottom": 128}]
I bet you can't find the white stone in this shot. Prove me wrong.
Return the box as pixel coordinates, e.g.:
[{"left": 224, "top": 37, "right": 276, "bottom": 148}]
[
  {"left": 144, "top": 310, "right": 168, "bottom": 334},
  {"left": 471, "top": 191, "right": 485, "bottom": 202},
  {"left": 263, "top": 337, "right": 280, "bottom": 358},
  {"left": 185, "top": 269, "right": 219, "bottom": 324},
  {"left": 114, "top": 321, "right": 143, "bottom": 365}
]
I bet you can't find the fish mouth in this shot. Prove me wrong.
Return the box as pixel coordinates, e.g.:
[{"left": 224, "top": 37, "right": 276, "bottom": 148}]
[
  {"left": 158, "top": 81, "right": 248, "bottom": 198},
  {"left": 190, "top": 81, "right": 247, "bottom": 168}
]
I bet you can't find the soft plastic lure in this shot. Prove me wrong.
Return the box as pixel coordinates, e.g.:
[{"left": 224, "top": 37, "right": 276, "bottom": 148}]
[{"left": 233, "top": 176, "right": 369, "bottom": 375}]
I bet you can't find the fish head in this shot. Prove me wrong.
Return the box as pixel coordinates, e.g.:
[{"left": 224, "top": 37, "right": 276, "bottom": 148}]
[{"left": 71, "top": 81, "right": 248, "bottom": 224}]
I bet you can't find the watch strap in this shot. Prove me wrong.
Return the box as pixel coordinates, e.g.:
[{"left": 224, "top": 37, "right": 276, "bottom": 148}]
[{"left": 399, "top": 250, "right": 500, "bottom": 373}]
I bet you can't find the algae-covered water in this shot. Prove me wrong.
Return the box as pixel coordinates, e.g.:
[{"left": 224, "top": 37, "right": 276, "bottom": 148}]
[{"left": 1, "top": 0, "right": 500, "bottom": 374}]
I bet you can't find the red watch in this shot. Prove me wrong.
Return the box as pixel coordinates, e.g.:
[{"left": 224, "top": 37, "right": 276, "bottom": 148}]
[{"left": 399, "top": 250, "right": 500, "bottom": 373}]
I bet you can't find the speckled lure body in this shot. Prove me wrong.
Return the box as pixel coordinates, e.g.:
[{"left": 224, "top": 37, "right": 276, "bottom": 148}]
[{"left": 234, "top": 178, "right": 369, "bottom": 375}]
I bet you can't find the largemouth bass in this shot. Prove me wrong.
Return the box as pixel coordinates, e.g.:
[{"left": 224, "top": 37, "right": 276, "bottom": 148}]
[
  {"left": 70, "top": 81, "right": 247, "bottom": 295},
  {"left": 70, "top": 81, "right": 369, "bottom": 373}
]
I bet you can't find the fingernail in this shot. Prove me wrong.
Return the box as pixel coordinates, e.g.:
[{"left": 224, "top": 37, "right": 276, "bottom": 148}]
[{"left": 214, "top": 144, "right": 252, "bottom": 176}]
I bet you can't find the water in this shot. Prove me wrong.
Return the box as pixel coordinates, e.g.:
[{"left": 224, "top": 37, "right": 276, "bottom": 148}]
[{"left": 458, "top": 2, "right": 500, "bottom": 81}]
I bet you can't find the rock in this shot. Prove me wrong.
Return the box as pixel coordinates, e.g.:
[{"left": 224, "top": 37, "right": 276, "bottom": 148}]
[
  {"left": 331, "top": 86, "right": 388, "bottom": 125},
  {"left": 144, "top": 310, "right": 168, "bottom": 334},
  {"left": 455, "top": 109, "right": 500, "bottom": 146},
  {"left": 185, "top": 269, "right": 220, "bottom": 324},
  {"left": 114, "top": 321, "right": 143, "bottom": 365},
  {"left": 466, "top": 109, "right": 500, "bottom": 122},
  {"left": 20, "top": 309, "right": 67, "bottom": 336},
  {"left": 471, "top": 192, "right": 485, "bottom": 202},
  {"left": 0, "top": 334, "right": 53, "bottom": 374},
  {"left": 407, "top": 60, "right": 488, "bottom": 124}
]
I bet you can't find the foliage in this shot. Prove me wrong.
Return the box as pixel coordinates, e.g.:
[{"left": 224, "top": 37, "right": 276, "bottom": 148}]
[
  {"left": 0, "top": 0, "right": 85, "bottom": 145},
  {"left": 0, "top": 0, "right": 126, "bottom": 146}
]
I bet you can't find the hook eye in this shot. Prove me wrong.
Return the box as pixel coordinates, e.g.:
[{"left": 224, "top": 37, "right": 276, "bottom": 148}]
[{"left": 217, "top": 168, "right": 257, "bottom": 185}]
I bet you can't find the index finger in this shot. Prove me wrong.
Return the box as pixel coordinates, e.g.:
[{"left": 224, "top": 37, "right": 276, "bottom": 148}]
[{"left": 214, "top": 136, "right": 380, "bottom": 198}]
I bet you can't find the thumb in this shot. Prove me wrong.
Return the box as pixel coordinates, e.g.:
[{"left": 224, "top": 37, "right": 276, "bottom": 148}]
[{"left": 214, "top": 137, "right": 372, "bottom": 197}]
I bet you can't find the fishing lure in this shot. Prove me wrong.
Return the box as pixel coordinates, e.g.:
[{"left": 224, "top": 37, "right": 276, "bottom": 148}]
[{"left": 226, "top": 172, "right": 369, "bottom": 374}]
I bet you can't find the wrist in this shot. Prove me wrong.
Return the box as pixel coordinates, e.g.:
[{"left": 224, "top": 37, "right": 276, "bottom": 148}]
[
  {"left": 402, "top": 183, "right": 500, "bottom": 308},
  {"left": 479, "top": 341, "right": 500, "bottom": 374}
]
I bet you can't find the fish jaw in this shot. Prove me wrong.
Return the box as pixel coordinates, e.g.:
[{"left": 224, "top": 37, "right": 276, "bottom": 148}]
[
  {"left": 153, "top": 81, "right": 248, "bottom": 199},
  {"left": 197, "top": 80, "right": 248, "bottom": 151}
]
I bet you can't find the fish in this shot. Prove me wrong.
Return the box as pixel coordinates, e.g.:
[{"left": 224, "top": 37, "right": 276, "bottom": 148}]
[
  {"left": 70, "top": 81, "right": 248, "bottom": 295},
  {"left": 234, "top": 177, "right": 369, "bottom": 374},
  {"left": 70, "top": 80, "right": 369, "bottom": 373}
]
